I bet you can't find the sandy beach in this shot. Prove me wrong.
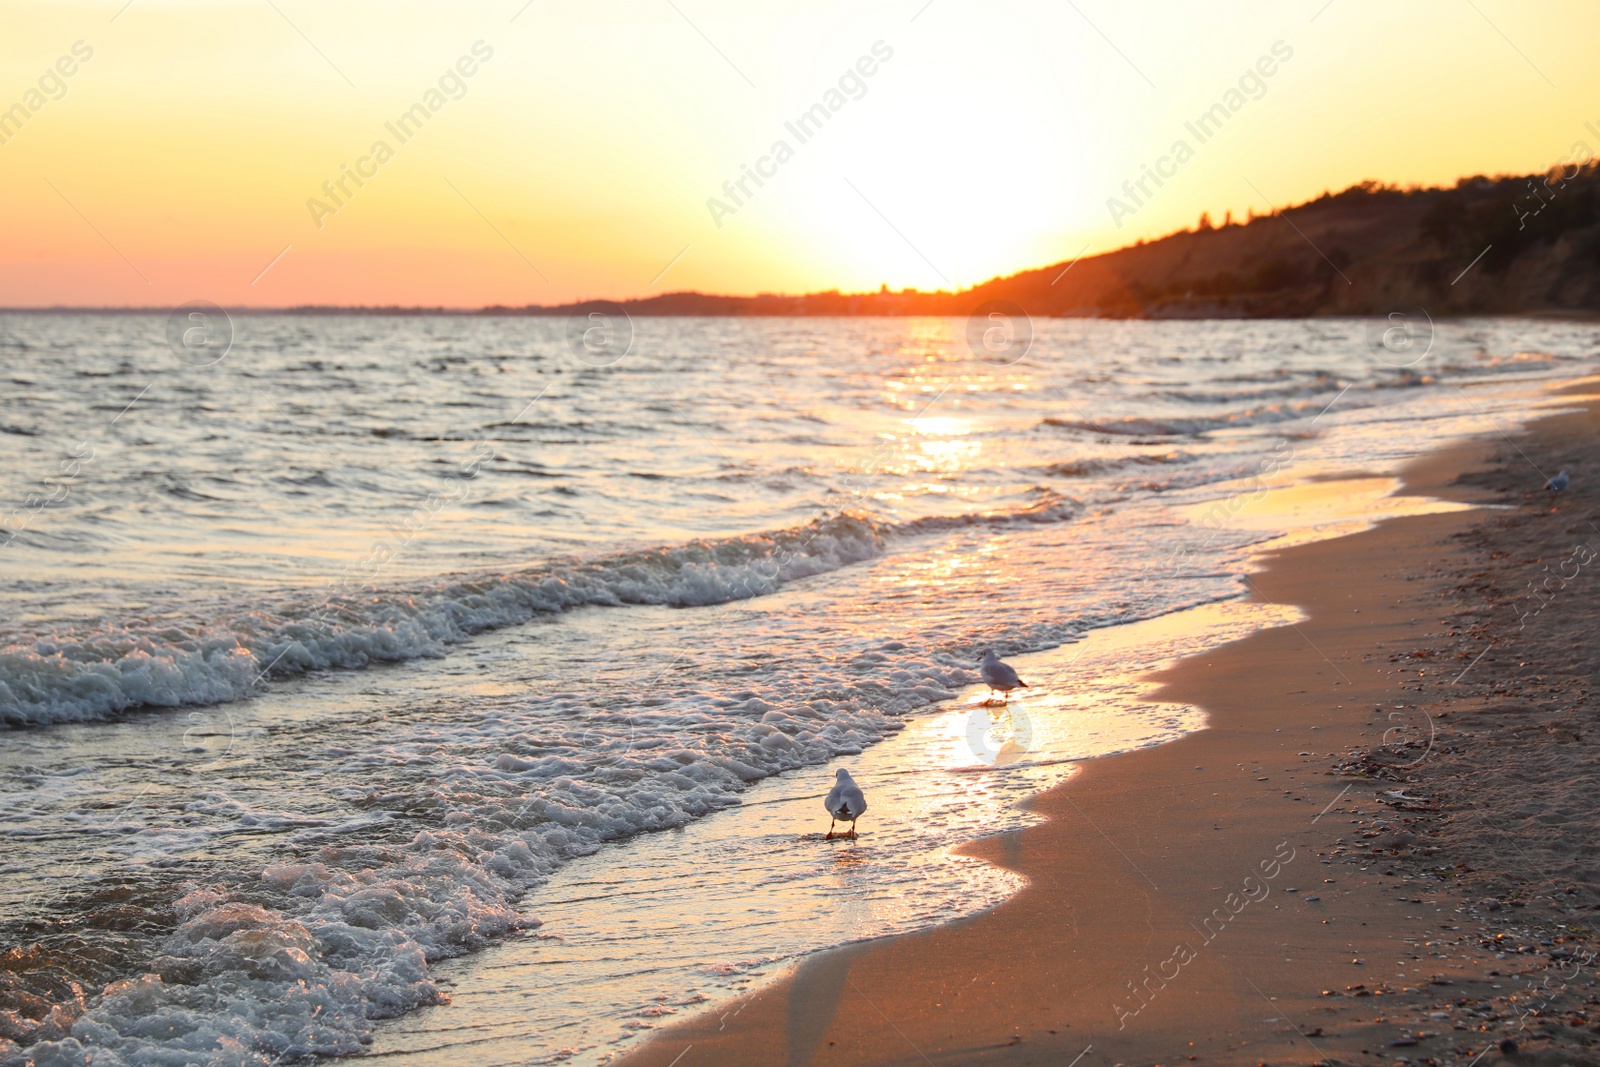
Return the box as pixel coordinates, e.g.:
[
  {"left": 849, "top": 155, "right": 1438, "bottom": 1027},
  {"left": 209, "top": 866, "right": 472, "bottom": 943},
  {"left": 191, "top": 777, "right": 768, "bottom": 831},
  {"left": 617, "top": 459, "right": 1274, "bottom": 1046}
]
[{"left": 619, "top": 382, "right": 1600, "bottom": 1067}]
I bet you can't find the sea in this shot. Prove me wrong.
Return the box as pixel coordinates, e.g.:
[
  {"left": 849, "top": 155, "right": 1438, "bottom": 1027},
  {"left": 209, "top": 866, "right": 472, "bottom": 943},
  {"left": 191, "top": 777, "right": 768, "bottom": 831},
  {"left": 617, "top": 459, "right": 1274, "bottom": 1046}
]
[{"left": 0, "top": 313, "right": 1593, "bottom": 1066}]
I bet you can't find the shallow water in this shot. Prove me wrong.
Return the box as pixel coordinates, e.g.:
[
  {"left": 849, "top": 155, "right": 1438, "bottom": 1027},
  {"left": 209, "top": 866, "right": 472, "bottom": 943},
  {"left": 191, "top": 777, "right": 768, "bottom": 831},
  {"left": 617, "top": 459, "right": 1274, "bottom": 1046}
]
[
  {"left": 0, "top": 314, "right": 1594, "bottom": 1065},
  {"left": 364, "top": 596, "right": 1301, "bottom": 1066}
]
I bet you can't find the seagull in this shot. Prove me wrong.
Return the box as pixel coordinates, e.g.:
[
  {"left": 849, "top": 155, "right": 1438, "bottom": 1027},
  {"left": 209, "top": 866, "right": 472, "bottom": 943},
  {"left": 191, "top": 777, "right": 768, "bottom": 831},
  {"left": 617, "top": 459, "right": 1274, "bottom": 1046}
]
[
  {"left": 979, "top": 649, "right": 1029, "bottom": 705},
  {"left": 823, "top": 769, "right": 867, "bottom": 840},
  {"left": 1545, "top": 469, "right": 1570, "bottom": 491}
]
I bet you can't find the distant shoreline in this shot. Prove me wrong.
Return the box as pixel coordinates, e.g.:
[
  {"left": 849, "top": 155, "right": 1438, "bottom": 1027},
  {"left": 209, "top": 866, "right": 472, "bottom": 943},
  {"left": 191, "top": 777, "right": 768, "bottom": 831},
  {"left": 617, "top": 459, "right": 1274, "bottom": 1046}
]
[
  {"left": 4, "top": 306, "right": 1598, "bottom": 320},
  {"left": 11, "top": 168, "right": 1599, "bottom": 320}
]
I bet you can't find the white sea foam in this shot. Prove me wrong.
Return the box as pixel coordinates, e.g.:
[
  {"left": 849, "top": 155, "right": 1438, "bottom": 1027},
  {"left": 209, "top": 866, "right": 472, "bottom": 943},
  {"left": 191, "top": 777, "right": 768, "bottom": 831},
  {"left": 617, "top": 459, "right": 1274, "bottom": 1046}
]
[
  {"left": 9, "top": 691, "right": 927, "bottom": 1064},
  {"left": 0, "top": 499, "right": 1088, "bottom": 728}
]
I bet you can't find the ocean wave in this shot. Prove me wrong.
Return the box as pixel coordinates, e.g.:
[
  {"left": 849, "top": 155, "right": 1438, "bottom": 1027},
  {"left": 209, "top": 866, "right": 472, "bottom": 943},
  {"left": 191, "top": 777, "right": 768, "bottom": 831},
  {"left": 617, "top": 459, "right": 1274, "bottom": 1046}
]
[
  {"left": 1159, "top": 371, "right": 1347, "bottom": 405},
  {"left": 0, "top": 499, "right": 1076, "bottom": 728},
  {"left": 1038, "top": 395, "right": 1346, "bottom": 438},
  {"left": 1043, "top": 452, "right": 1192, "bottom": 479},
  {"left": 2, "top": 688, "right": 922, "bottom": 1064},
  {"left": 1434, "top": 349, "right": 1563, "bottom": 378}
]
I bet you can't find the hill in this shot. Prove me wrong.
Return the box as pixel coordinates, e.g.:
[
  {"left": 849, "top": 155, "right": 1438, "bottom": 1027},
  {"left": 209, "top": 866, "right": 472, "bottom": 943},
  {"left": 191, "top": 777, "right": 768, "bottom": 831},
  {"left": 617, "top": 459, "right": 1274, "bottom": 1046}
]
[{"left": 505, "top": 165, "right": 1600, "bottom": 320}]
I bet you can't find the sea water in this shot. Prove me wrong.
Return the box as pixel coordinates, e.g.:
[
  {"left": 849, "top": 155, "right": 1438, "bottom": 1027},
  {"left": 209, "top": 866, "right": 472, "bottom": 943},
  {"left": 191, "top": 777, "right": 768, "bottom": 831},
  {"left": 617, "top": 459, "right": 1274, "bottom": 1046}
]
[{"left": 0, "top": 314, "right": 1593, "bottom": 1065}]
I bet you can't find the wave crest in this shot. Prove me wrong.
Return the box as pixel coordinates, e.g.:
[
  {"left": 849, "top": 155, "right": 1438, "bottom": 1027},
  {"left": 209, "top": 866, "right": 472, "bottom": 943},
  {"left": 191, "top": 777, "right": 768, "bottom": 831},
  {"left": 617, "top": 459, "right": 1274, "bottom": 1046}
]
[{"left": 0, "top": 501, "right": 1074, "bottom": 727}]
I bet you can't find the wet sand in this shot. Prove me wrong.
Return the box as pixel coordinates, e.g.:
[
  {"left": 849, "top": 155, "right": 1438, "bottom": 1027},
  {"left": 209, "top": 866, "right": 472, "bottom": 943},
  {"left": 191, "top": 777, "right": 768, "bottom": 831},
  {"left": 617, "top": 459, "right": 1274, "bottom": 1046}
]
[{"left": 619, "top": 388, "right": 1600, "bottom": 1066}]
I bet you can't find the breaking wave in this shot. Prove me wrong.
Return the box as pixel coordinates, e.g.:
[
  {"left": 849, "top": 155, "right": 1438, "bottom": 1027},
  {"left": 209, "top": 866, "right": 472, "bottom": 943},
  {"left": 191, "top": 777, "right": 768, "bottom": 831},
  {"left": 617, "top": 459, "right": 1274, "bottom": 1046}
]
[{"left": 0, "top": 499, "right": 1076, "bottom": 728}]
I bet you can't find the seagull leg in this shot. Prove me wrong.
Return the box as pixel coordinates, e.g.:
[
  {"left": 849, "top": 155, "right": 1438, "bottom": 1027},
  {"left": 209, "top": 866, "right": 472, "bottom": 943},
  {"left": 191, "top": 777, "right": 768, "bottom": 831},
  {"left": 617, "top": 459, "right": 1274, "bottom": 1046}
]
[
  {"left": 826, "top": 817, "right": 836, "bottom": 840},
  {"left": 848, "top": 818, "right": 858, "bottom": 840}
]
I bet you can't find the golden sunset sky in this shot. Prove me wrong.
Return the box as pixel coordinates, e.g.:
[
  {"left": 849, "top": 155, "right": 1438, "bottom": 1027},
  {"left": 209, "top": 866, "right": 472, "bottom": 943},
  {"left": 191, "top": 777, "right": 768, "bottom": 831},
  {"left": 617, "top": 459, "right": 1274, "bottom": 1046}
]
[{"left": 2, "top": 0, "right": 1597, "bottom": 307}]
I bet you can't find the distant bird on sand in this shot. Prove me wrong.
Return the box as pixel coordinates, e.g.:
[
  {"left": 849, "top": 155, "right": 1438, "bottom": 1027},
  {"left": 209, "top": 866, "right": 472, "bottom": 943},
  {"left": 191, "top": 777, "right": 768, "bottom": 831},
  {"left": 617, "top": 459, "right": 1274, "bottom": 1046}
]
[
  {"left": 979, "top": 649, "right": 1029, "bottom": 705},
  {"left": 824, "top": 769, "right": 867, "bottom": 840},
  {"left": 1545, "top": 469, "right": 1570, "bottom": 491}
]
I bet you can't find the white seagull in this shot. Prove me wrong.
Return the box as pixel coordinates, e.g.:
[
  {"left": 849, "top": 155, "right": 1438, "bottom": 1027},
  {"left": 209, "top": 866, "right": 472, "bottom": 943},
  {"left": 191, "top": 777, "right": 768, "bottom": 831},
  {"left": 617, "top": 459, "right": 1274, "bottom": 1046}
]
[
  {"left": 1545, "top": 469, "right": 1570, "bottom": 491},
  {"left": 823, "top": 769, "right": 868, "bottom": 840},
  {"left": 979, "top": 649, "right": 1030, "bottom": 705}
]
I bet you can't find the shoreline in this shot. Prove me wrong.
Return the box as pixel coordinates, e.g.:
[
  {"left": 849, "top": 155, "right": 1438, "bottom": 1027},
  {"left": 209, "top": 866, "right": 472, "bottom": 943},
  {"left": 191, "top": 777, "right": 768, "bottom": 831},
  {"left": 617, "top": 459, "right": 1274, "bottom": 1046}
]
[
  {"left": 5, "top": 309, "right": 1600, "bottom": 323},
  {"left": 360, "top": 576, "right": 1306, "bottom": 1064},
  {"left": 618, "top": 389, "right": 1599, "bottom": 1066},
  {"left": 7, "top": 368, "right": 1595, "bottom": 1066}
]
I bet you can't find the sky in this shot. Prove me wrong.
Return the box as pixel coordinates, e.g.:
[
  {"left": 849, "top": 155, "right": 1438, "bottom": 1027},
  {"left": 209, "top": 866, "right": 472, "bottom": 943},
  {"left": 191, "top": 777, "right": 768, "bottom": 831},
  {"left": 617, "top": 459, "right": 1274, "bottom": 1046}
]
[{"left": 2, "top": 0, "right": 1597, "bottom": 308}]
